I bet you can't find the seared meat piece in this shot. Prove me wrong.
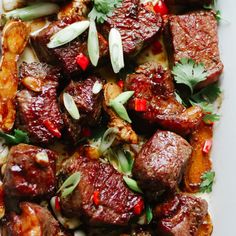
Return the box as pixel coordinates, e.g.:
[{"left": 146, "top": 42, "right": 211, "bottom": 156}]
[
  {"left": 4, "top": 202, "right": 68, "bottom": 236},
  {"left": 59, "top": 76, "right": 104, "bottom": 144},
  {"left": 16, "top": 62, "right": 63, "bottom": 144},
  {"left": 59, "top": 153, "right": 143, "bottom": 226},
  {"left": 165, "top": 0, "right": 212, "bottom": 6},
  {"left": 133, "top": 131, "right": 192, "bottom": 200},
  {"left": 164, "top": 11, "right": 223, "bottom": 87},
  {"left": 31, "top": 17, "right": 108, "bottom": 78},
  {"left": 3, "top": 144, "right": 57, "bottom": 199},
  {"left": 102, "top": 0, "right": 162, "bottom": 56},
  {"left": 154, "top": 194, "right": 208, "bottom": 236},
  {"left": 126, "top": 62, "right": 203, "bottom": 135}
]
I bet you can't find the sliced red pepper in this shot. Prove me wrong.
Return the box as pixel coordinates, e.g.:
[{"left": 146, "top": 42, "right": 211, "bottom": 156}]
[
  {"left": 153, "top": 0, "right": 168, "bottom": 16},
  {"left": 117, "top": 80, "right": 124, "bottom": 90},
  {"left": 93, "top": 190, "right": 100, "bottom": 206},
  {"left": 76, "top": 53, "right": 90, "bottom": 71},
  {"left": 133, "top": 198, "right": 144, "bottom": 215},
  {"left": 135, "top": 98, "right": 147, "bottom": 112},
  {"left": 152, "top": 40, "right": 163, "bottom": 55},
  {"left": 82, "top": 127, "right": 92, "bottom": 137},
  {"left": 202, "top": 139, "right": 212, "bottom": 154},
  {"left": 55, "top": 196, "right": 61, "bottom": 212},
  {"left": 43, "top": 120, "right": 61, "bottom": 138}
]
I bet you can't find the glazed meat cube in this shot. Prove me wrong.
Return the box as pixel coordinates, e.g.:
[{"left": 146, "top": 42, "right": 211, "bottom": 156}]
[
  {"left": 4, "top": 202, "right": 68, "bottom": 236},
  {"left": 165, "top": 0, "right": 212, "bottom": 6},
  {"left": 126, "top": 62, "right": 203, "bottom": 135},
  {"left": 59, "top": 153, "right": 143, "bottom": 226},
  {"left": 3, "top": 144, "right": 57, "bottom": 199},
  {"left": 16, "top": 62, "right": 64, "bottom": 144},
  {"left": 31, "top": 17, "right": 108, "bottom": 78},
  {"left": 164, "top": 11, "right": 223, "bottom": 87},
  {"left": 154, "top": 194, "right": 208, "bottom": 236},
  {"left": 102, "top": 0, "right": 162, "bottom": 56},
  {"left": 133, "top": 131, "right": 192, "bottom": 200},
  {"left": 59, "top": 76, "right": 104, "bottom": 144}
]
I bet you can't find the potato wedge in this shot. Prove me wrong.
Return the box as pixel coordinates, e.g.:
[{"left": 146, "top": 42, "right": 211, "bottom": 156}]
[
  {"left": 0, "top": 20, "right": 29, "bottom": 132},
  {"left": 103, "top": 82, "right": 138, "bottom": 144},
  {"left": 183, "top": 122, "right": 213, "bottom": 193}
]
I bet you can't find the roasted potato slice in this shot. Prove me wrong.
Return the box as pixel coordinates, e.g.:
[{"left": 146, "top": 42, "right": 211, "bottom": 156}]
[
  {"left": 0, "top": 20, "right": 29, "bottom": 132},
  {"left": 183, "top": 122, "right": 213, "bottom": 193},
  {"left": 103, "top": 82, "right": 138, "bottom": 144}
]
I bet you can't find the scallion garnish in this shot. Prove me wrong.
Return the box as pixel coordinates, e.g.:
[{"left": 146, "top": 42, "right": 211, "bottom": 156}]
[
  {"left": 0, "top": 129, "right": 29, "bottom": 145},
  {"left": 109, "top": 28, "right": 124, "bottom": 73},
  {"left": 99, "top": 127, "right": 118, "bottom": 153},
  {"left": 88, "top": 20, "right": 99, "bottom": 66},
  {"left": 3, "top": 0, "right": 26, "bottom": 12},
  {"left": 63, "top": 92, "right": 80, "bottom": 120},
  {"left": 57, "top": 172, "right": 81, "bottom": 198},
  {"left": 123, "top": 176, "right": 143, "bottom": 194},
  {"left": 47, "top": 20, "right": 90, "bottom": 48},
  {"left": 92, "top": 81, "right": 103, "bottom": 94},
  {"left": 4, "top": 3, "right": 59, "bottom": 22},
  {"left": 145, "top": 204, "right": 153, "bottom": 224},
  {"left": 116, "top": 150, "right": 133, "bottom": 175}
]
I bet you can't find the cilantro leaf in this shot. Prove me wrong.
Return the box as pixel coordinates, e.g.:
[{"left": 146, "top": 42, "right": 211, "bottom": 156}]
[
  {"left": 190, "top": 100, "right": 214, "bottom": 113},
  {"left": 172, "top": 58, "right": 208, "bottom": 93},
  {"left": 203, "top": 113, "right": 220, "bottom": 124},
  {"left": 200, "top": 171, "right": 215, "bottom": 193},
  {"left": 89, "top": 0, "right": 122, "bottom": 23},
  {"left": 0, "top": 129, "right": 29, "bottom": 145}
]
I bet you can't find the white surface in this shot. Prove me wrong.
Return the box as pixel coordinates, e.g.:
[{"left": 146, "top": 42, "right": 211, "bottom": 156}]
[{"left": 211, "top": 0, "right": 236, "bottom": 235}]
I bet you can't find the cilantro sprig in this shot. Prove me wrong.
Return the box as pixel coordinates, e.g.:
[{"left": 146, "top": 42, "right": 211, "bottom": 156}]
[
  {"left": 203, "top": 0, "right": 222, "bottom": 23},
  {"left": 200, "top": 171, "right": 215, "bottom": 193},
  {"left": 0, "top": 129, "right": 29, "bottom": 145},
  {"left": 89, "top": 0, "right": 122, "bottom": 23}
]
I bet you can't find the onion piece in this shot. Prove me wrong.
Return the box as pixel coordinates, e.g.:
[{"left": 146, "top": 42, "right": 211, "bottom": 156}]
[
  {"left": 88, "top": 20, "right": 99, "bottom": 66},
  {"left": 92, "top": 81, "right": 103, "bottom": 94},
  {"left": 5, "top": 3, "right": 59, "bottom": 22},
  {"left": 99, "top": 128, "right": 118, "bottom": 154},
  {"left": 109, "top": 28, "right": 124, "bottom": 73},
  {"left": 63, "top": 93, "right": 80, "bottom": 120},
  {"left": 47, "top": 20, "right": 90, "bottom": 48},
  {"left": 123, "top": 176, "right": 143, "bottom": 193},
  {"left": 35, "top": 151, "right": 49, "bottom": 166},
  {"left": 3, "top": 0, "right": 26, "bottom": 12}
]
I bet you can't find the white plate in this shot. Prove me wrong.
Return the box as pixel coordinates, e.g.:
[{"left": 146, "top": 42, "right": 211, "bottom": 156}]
[{"left": 211, "top": 0, "right": 236, "bottom": 235}]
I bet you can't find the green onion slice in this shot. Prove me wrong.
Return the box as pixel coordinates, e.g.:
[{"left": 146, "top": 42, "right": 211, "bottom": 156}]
[
  {"left": 145, "top": 204, "right": 153, "bottom": 224},
  {"left": 57, "top": 172, "right": 81, "bottom": 198},
  {"left": 5, "top": 3, "right": 59, "bottom": 22},
  {"left": 99, "top": 128, "right": 118, "bottom": 153},
  {"left": 92, "top": 81, "right": 103, "bottom": 94},
  {"left": 117, "top": 150, "right": 134, "bottom": 175},
  {"left": 123, "top": 176, "right": 143, "bottom": 193},
  {"left": 110, "top": 101, "right": 132, "bottom": 123},
  {"left": 111, "top": 91, "right": 134, "bottom": 105},
  {"left": 63, "top": 92, "right": 80, "bottom": 120},
  {"left": 88, "top": 20, "right": 99, "bottom": 66},
  {"left": 47, "top": 20, "right": 90, "bottom": 48},
  {"left": 109, "top": 28, "right": 124, "bottom": 73}
]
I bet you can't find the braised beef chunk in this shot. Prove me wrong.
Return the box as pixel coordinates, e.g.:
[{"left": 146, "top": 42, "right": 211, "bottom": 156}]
[
  {"left": 31, "top": 18, "right": 108, "bottom": 78},
  {"left": 4, "top": 202, "right": 68, "bottom": 236},
  {"left": 126, "top": 62, "right": 203, "bottom": 135},
  {"left": 165, "top": 0, "right": 212, "bottom": 6},
  {"left": 154, "top": 194, "right": 208, "bottom": 236},
  {"left": 133, "top": 131, "right": 192, "bottom": 200},
  {"left": 102, "top": 0, "right": 162, "bottom": 56},
  {"left": 59, "top": 153, "right": 143, "bottom": 226},
  {"left": 16, "top": 62, "right": 63, "bottom": 144},
  {"left": 164, "top": 11, "right": 223, "bottom": 87},
  {"left": 59, "top": 76, "right": 103, "bottom": 144},
  {"left": 3, "top": 144, "right": 57, "bottom": 199}
]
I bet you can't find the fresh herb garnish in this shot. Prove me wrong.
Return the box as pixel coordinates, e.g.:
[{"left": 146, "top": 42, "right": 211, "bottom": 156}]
[
  {"left": 58, "top": 172, "right": 81, "bottom": 198},
  {"left": 99, "top": 127, "right": 118, "bottom": 153},
  {"left": 88, "top": 0, "right": 122, "bottom": 24},
  {"left": 203, "top": 114, "right": 220, "bottom": 124},
  {"left": 172, "top": 58, "right": 208, "bottom": 93},
  {"left": 145, "top": 204, "right": 153, "bottom": 224},
  {"left": 0, "top": 129, "right": 29, "bottom": 145},
  {"left": 123, "top": 176, "right": 143, "bottom": 194},
  {"left": 200, "top": 171, "right": 215, "bottom": 193},
  {"left": 203, "top": 0, "right": 222, "bottom": 22}
]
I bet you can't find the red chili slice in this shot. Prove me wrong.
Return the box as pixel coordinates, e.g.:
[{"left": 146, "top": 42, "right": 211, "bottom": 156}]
[
  {"left": 133, "top": 198, "right": 144, "bottom": 215},
  {"left": 76, "top": 53, "right": 90, "bottom": 71},
  {"left": 93, "top": 190, "right": 100, "bottom": 206},
  {"left": 135, "top": 98, "right": 147, "bottom": 112},
  {"left": 117, "top": 80, "right": 124, "bottom": 90},
  {"left": 82, "top": 127, "right": 92, "bottom": 137},
  {"left": 202, "top": 139, "right": 212, "bottom": 154},
  {"left": 152, "top": 40, "right": 163, "bottom": 55},
  {"left": 43, "top": 120, "right": 61, "bottom": 138},
  {"left": 55, "top": 196, "right": 61, "bottom": 212},
  {"left": 153, "top": 0, "right": 168, "bottom": 16}
]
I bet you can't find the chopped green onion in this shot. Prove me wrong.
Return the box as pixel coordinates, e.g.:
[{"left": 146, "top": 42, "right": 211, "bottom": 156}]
[
  {"left": 145, "top": 204, "right": 153, "bottom": 224},
  {"left": 3, "top": 0, "right": 26, "bottom": 12},
  {"left": 92, "top": 81, "right": 103, "bottom": 94},
  {"left": 50, "top": 196, "right": 81, "bottom": 229},
  {"left": 0, "top": 129, "right": 29, "bottom": 145},
  {"left": 110, "top": 101, "right": 132, "bottom": 123},
  {"left": 110, "top": 91, "right": 134, "bottom": 105},
  {"left": 4, "top": 3, "right": 59, "bottom": 22},
  {"left": 57, "top": 172, "right": 81, "bottom": 198},
  {"left": 123, "top": 176, "right": 143, "bottom": 193},
  {"left": 99, "top": 128, "right": 118, "bottom": 153},
  {"left": 109, "top": 28, "right": 124, "bottom": 73},
  {"left": 47, "top": 20, "right": 90, "bottom": 48},
  {"left": 116, "top": 150, "right": 134, "bottom": 175},
  {"left": 88, "top": 20, "right": 99, "bottom": 66},
  {"left": 63, "top": 92, "right": 80, "bottom": 120},
  {"left": 74, "top": 230, "right": 86, "bottom": 236}
]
